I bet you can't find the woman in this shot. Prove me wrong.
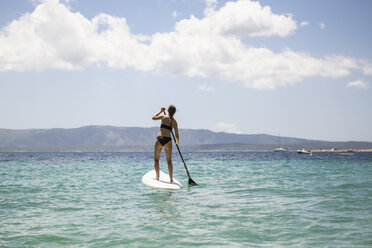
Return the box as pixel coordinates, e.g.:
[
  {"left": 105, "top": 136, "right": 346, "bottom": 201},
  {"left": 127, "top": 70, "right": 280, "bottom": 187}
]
[{"left": 152, "top": 105, "right": 179, "bottom": 182}]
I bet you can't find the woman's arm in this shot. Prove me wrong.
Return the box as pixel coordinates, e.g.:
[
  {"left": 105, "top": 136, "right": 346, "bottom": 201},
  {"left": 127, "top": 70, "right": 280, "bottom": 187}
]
[
  {"left": 152, "top": 107, "right": 166, "bottom": 120},
  {"left": 173, "top": 120, "right": 179, "bottom": 145}
]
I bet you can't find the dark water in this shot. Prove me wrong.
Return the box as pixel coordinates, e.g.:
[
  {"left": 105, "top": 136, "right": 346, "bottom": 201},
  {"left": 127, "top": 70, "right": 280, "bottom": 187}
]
[{"left": 1, "top": 152, "right": 371, "bottom": 247}]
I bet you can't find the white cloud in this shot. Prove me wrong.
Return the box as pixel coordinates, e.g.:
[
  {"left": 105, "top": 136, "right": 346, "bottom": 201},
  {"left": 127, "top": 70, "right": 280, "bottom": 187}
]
[
  {"left": 300, "top": 21, "right": 309, "bottom": 27},
  {"left": 172, "top": 11, "right": 178, "bottom": 19},
  {"left": 320, "top": 22, "right": 326, "bottom": 29},
  {"left": 204, "top": 0, "right": 218, "bottom": 16},
  {"left": 215, "top": 122, "right": 242, "bottom": 134},
  {"left": 346, "top": 80, "right": 370, "bottom": 89},
  {"left": 200, "top": 0, "right": 298, "bottom": 38},
  {"left": 360, "top": 60, "right": 372, "bottom": 75},
  {"left": 0, "top": 0, "right": 370, "bottom": 90},
  {"left": 0, "top": 0, "right": 95, "bottom": 71},
  {"left": 0, "top": 0, "right": 148, "bottom": 71},
  {"left": 198, "top": 84, "right": 214, "bottom": 91}
]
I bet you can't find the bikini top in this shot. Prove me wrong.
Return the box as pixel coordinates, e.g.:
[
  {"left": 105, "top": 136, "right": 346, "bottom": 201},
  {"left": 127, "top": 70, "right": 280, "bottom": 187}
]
[{"left": 160, "top": 123, "right": 172, "bottom": 131}]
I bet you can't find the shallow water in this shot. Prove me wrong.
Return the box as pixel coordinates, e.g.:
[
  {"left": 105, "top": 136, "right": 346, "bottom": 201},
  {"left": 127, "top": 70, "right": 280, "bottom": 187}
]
[{"left": 1, "top": 152, "right": 371, "bottom": 247}]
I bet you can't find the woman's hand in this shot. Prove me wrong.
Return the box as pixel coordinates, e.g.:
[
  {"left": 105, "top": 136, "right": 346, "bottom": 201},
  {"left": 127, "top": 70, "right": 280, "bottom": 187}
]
[{"left": 152, "top": 107, "right": 166, "bottom": 120}]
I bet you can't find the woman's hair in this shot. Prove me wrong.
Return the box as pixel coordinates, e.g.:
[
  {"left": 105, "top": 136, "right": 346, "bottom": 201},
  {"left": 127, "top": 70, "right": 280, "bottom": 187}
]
[{"left": 168, "top": 105, "right": 176, "bottom": 119}]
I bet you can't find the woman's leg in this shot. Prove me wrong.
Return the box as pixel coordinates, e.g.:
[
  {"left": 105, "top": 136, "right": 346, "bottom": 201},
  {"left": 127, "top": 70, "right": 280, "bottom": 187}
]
[
  {"left": 164, "top": 142, "right": 173, "bottom": 182},
  {"left": 154, "top": 140, "right": 162, "bottom": 180}
]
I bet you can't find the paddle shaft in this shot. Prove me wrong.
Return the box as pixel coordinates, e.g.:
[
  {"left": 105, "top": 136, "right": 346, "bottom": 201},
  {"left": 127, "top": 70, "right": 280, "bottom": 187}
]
[{"left": 170, "top": 130, "right": 192, "bottom": 179}]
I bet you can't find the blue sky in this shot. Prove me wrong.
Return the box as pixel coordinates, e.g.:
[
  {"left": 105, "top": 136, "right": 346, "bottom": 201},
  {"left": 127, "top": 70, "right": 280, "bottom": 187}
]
[{"left": 0, "top": 0, "right": 371, "bottom": 142}]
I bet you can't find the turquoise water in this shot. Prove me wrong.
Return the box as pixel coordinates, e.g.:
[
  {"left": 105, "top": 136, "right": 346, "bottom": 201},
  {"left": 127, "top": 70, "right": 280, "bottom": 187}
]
[{"left": 1, "top": 152, "right": 371, "bottom": 247}]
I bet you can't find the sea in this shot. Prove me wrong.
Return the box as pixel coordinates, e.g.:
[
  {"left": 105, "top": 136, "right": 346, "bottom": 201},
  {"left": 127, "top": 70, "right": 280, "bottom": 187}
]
[{"left": 1, "top": 151, "right": 371, "bottom": 247}]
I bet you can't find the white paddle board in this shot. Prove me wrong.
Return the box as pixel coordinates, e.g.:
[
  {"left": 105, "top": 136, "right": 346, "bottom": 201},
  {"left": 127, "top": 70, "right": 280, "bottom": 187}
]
[{"left": 142, "top": 170, "right": 182, "bottom": 190}]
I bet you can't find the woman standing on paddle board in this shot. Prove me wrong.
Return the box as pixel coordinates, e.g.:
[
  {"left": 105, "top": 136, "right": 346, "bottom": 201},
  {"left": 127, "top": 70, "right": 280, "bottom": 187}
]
[{"left": 152, "top": 105, "right": 179, "bottom": 183}]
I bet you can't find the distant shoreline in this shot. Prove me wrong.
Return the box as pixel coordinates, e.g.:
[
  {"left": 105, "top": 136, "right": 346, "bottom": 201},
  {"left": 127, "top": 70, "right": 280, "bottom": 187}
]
[
  {"left": 1, "top": 126, "right": 372, "bottom": 152},
  {"left": 311, "top": 149, "right": 372, "bottom": 153},
  {"left": 1, "top": 148, "right": 372, "bottom": 153}
]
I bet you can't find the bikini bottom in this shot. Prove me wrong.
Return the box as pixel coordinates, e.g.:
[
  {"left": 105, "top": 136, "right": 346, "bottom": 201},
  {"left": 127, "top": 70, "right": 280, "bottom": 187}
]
[{"left": 157, "top": 136, "right": 172, "bottom": 146}]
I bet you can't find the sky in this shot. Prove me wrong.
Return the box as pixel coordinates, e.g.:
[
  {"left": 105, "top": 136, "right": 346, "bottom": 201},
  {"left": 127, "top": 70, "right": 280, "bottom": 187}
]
[{"left": 0, "top": 0, "right": 371, "bottom": 142}]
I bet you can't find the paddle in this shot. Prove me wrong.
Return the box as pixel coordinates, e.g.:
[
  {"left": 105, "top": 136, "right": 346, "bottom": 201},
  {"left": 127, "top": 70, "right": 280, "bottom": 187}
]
[{"left": 164, "top": 111, "right": 198, "bottom": 186}]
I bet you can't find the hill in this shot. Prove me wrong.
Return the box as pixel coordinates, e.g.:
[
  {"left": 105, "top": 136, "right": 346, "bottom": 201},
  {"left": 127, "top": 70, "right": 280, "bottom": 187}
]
[{"left": 0, "top": 126, "right": 371, "bottom": 152}]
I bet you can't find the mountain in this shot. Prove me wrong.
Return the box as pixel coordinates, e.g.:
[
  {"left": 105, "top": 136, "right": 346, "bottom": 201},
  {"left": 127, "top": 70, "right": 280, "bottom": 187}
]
[{"left": 0, "top": 126, "right": 371, "bottom": 151}]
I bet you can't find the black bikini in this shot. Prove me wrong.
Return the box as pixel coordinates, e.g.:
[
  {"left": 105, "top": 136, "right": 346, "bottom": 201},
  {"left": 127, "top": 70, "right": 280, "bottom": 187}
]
[
  {"left": 157, "top": 124, "right": 172, "bottom": 146},
  {"left": 157, "top": 136, "right": 172, "bottom": 146},
  {"left": 160, "top": 124, "right": 172, "bottom": 131}
]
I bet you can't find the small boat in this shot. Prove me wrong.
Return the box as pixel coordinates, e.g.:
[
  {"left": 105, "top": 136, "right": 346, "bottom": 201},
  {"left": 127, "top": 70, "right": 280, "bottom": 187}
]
[
  {"left": 297, "top": 149, "right": 312, "bottom": 154},
  {"left": 335, "top": 152, "right": 354, "bottom": 156},
  {"left": 273, "top": 134, "right": 288, "bottom": 152},
  {"left": 274, "top": 147, "right": 288, "bottom": 152}
]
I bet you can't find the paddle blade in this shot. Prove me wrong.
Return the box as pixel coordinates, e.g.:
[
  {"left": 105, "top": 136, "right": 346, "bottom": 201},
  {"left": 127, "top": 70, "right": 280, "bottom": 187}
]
[{"left": 188, "top": 178, "right": 198, "bottom": 186}]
